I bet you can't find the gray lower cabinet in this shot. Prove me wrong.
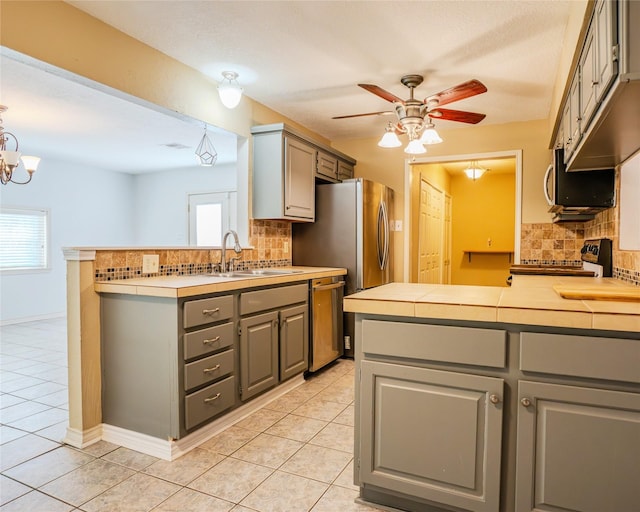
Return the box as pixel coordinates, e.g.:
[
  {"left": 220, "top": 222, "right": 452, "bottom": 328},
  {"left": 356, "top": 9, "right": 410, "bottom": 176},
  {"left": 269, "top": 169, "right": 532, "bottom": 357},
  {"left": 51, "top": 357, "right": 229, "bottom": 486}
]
[
  {"left": 515, "top": 381, "right": 640, "bottom": 512},
  {"left": 239, "top": 284, "right": 309, "bottom": 401},
  {"left": 359, "top": 360, "right": 504, "bottom": 512}
]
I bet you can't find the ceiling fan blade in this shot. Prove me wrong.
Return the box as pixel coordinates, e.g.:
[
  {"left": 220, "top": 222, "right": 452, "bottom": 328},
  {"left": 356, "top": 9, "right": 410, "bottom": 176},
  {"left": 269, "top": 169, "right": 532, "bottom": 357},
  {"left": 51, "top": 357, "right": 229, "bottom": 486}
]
[
  {"left": 358, "top": 84, "right": 405, "bottom": 104},
  {"left": 429, "top": 108, "right": 486, "bottom": 124},
  {"left": 332, "top": 111, "right": 395, "bottom": 120},
  {"left": 426, "top": 79, "right": 487, "bottom": 107}
]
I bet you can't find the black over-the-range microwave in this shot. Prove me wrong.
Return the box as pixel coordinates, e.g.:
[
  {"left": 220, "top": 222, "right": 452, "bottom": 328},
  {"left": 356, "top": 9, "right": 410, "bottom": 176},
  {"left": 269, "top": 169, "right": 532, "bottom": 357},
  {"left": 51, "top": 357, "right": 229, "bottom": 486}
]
[{"left": 544, "top": 148, "right": 615, "bottom": 222}]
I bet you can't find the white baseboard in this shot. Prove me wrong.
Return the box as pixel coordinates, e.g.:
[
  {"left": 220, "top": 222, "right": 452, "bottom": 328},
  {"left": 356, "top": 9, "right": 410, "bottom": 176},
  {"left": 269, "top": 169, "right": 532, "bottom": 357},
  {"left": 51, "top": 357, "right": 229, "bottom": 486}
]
[
  {"left": 64, "top": 424, "right": 102, "bottom": 449},
  {"left": 101, "top": 375, "right": 304, "bottom": 460}
]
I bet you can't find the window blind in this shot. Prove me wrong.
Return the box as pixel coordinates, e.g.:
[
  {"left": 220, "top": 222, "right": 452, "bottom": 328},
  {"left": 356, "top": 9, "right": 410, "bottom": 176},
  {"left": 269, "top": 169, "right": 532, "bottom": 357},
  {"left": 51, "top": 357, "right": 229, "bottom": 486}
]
[{"left": 0, "top": 207, "right": 49, "bottom": 271}]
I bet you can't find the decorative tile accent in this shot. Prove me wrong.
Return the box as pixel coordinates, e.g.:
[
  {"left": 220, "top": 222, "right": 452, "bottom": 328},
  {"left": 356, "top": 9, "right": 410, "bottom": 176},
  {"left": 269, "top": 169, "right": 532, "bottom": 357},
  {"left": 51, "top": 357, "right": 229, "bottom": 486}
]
[{"left": 94, "top": 219, "right": 293, "bottom": 281}]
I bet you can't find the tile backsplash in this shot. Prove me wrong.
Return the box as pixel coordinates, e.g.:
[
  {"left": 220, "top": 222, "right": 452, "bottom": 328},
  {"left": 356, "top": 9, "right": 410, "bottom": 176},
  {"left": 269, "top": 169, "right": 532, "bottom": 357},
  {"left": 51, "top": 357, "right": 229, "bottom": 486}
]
[
  {"left": 94, "top": 219, "right": 292, "bottom": 281},
  {"left": 520, "top": 179, "right": 640, "bottom": 286}
]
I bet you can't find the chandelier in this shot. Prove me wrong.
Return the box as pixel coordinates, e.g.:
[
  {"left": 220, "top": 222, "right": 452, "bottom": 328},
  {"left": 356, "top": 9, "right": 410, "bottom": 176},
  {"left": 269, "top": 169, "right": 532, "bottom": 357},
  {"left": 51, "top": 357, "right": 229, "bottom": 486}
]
[
  {"left": 1, "top": 105, "right": 41, "bottom": 185},
  {"left": 464, "top": 161, "right": 487, "bottom": 180}
]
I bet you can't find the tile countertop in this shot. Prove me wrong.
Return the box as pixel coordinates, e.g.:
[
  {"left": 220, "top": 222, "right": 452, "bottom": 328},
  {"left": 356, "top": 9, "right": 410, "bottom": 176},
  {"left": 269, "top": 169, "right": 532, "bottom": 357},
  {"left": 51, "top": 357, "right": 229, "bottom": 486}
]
[
  {"left": 343, "top": 276, "right": 640, "bottom": 333},
  {"left": 94, "top": 267, "right": 347, "bottom": 298}
]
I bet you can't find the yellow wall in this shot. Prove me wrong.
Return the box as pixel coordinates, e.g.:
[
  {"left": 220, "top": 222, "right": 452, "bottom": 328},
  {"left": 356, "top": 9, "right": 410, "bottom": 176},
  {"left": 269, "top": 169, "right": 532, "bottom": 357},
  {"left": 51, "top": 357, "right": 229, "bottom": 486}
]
[{"left": 450, "top": 172, "right": 516, "bottom": 286}]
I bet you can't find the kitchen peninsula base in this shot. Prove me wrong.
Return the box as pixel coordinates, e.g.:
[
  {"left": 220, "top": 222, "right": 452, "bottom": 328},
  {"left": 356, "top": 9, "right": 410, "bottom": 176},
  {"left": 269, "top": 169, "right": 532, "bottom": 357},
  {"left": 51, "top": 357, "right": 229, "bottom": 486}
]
[{"left": 346, "top": 281, "right": 640, "bottom": 512}]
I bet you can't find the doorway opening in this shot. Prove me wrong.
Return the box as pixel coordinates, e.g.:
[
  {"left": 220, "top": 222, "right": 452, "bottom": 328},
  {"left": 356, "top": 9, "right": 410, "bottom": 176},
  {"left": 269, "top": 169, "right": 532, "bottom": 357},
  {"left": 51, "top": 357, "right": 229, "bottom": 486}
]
[{"left": 404, "top": 151, "right": 522, "bottom": 286}]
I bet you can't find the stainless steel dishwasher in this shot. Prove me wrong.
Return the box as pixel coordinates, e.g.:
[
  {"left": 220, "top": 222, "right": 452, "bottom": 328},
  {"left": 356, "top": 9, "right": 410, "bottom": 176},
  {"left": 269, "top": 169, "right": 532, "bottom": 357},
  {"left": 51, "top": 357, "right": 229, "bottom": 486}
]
[{"left": 308, "top": 276, "right": 345, "bottom": 372}]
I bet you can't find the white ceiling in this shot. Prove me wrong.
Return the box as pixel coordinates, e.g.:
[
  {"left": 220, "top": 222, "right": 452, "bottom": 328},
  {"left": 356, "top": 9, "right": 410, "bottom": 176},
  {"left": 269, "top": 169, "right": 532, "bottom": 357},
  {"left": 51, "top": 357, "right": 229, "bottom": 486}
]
[{"left": 2, "top": 1, "right": 575, "bottom": 174}]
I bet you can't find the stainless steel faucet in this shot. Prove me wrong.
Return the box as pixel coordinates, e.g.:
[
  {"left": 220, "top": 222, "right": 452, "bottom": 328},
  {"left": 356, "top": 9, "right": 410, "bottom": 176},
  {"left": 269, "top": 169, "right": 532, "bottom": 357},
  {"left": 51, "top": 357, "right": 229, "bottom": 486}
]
[{"left": 220, "top": 230, "right": 242, "bottom": 272}]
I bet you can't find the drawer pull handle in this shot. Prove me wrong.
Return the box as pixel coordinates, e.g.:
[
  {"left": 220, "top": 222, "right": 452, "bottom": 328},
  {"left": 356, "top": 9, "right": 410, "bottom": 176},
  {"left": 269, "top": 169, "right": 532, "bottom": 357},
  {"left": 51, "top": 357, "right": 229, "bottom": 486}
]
[
  {"left": 203, "top": 336, "right": 221, "bottom": 345},
  {"left": 203, "top": 364, "right": 221, "bottom": 374},
  {"left": 202, "top": 308, "right": 220, "bottom": 315},
  {"left": 204, "top": 393, "right": 221, "bottom": 403},
  {"left": 521, "top": 397, "right": 532, "bottom": 407},
  {"left": 489, "top": 394, "right": 501, "bottom": 404}
]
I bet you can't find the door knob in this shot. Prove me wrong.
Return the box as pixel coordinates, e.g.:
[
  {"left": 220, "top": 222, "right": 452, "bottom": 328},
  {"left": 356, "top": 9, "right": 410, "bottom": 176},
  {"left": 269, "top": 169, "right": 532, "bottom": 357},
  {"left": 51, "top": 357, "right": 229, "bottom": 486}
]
[{"left": 521, "top": 397, "right": 532, "bottom": 407}]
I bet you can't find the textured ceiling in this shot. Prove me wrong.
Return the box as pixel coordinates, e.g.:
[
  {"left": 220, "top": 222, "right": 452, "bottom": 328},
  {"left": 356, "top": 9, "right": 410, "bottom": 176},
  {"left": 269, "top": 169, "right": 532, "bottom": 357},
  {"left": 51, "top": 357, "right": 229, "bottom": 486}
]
[{"left": 2, "top": 1, "right": 576, "bottom": 173}]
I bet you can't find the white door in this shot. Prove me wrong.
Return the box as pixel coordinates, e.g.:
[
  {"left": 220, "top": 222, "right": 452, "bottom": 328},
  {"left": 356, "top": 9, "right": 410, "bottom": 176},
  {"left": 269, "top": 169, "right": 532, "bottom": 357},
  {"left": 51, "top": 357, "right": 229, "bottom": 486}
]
[
  {"left": 188, "top": 192, "right": 237, "bottom": 246},
  {"left": 443, "top": 194, "right": 452, "bottom": 284},
  {"left": 418, "top": 176, "right": 444, "bottom": 283}
]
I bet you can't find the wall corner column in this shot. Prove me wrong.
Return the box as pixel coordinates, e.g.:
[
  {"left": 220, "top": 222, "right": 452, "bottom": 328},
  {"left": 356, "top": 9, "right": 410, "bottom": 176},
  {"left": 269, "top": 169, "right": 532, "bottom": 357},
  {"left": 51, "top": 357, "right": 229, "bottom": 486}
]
[{"left": 63, "top": 248, "right": 102, "bottom": 447}]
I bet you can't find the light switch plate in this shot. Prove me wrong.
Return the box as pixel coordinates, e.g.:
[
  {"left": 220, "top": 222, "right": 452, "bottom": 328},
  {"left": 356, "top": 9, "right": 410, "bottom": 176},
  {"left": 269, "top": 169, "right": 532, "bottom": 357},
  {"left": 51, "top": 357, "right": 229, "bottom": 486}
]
[{"left": 142, "top": 254, "right": 159, "bottom": 274}]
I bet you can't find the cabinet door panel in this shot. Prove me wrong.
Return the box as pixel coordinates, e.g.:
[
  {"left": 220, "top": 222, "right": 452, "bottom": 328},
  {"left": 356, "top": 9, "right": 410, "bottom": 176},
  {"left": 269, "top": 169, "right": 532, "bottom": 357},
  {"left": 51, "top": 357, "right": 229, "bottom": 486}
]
[
  {"left": 279, "top": 304, "right": 308, "bottom": 381},
  {"left": 284, "top": 137, "right": 315, "bottom": 219},
  {"left": 359, "top": 361, "right": 504, "bottom": 512},
  {"left": 516, "top": 381, "right": 640, "bottom": 512},
  {"left": 580, "top": 27, "right": 598, "bottom": 126},
  {"left": 316, "top": 150, "right": 338, "bottom": 181},
  {"left": 595, "top": 0, "right": 616, "bottom": 103},
  {"left": 240, "top": 311, "right": 278, "bottom": 400}
]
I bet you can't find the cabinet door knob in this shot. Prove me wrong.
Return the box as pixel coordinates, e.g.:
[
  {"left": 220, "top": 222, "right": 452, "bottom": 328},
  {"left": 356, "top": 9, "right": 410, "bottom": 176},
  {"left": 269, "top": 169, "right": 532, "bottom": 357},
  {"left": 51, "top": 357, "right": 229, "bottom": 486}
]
[
  {"left": 489, "top": 394, "right": 501, "bottom": 404},
  {"left": 521, "top": 397, "right": 532, "bottom": 407}
]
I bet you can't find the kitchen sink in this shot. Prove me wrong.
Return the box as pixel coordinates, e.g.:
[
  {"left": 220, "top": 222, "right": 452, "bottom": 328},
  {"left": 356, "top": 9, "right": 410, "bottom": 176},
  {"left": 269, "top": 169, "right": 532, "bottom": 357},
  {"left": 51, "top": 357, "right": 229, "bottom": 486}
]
[{"left": 208, "top": 268, "right": 304, "bottom": 278}]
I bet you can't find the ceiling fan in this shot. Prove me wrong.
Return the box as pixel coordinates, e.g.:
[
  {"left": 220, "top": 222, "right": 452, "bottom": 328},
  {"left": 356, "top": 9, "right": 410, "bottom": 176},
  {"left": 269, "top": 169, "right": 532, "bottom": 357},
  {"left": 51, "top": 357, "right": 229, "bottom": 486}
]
[{"left": 333, "top": 75, "right": 487, "bottom": 154}]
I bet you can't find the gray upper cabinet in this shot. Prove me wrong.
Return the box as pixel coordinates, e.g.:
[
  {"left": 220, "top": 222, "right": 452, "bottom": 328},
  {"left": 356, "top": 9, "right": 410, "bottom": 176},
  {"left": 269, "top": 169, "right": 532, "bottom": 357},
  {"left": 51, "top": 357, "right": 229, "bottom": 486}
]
[
  {"left": 579, "top": 25, "right": 598, "bottom": 129},
  {"left": 252, "top": 124, "right": 356, "bottom": 221},
  {"left": 594, "top": 0, "right": 617, "bottom": 103},
  {"left": 515, "top": 380, "right": 640, "bottom": 512}
]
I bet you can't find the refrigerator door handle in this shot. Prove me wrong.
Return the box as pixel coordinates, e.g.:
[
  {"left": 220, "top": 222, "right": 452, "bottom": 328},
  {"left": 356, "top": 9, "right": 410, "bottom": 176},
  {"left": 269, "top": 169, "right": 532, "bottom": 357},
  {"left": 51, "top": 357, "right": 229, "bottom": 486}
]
[{"left": 377, "top": 200, "right": 390, "bottom": 271}]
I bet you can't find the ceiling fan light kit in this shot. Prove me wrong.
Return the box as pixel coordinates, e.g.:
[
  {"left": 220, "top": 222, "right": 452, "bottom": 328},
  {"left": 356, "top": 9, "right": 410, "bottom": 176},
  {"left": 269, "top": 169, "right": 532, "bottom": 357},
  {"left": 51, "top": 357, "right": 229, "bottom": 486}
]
[
  {"left": 336, "top": 75, "right": 487, "bottom": 155},
  {"left": 0, "top": 105, "right": 40, "bottom": 185},
  {"left": 217, "top": 71, "right": 243, "bottom": 109}
]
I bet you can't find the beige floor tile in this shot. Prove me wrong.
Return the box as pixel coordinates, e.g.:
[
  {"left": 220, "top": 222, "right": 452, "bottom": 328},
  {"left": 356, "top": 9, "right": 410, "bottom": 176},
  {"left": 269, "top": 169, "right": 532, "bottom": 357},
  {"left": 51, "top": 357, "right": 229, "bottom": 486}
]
[
  {"left": 3, "top": 445, "right": 94, "bottom": 487},
  {"left": 102, "top": 446, "right": 159, "bottom": 471},
  {"left": 0, "top": 490, "right": 74, "bottom": 511},
  {"left": 0, "top": 475, "right": 30, "bottom": 506},
  {"left": 332, "top": 460, "right": 358, "bottom": 491},
  {"left": 279, "top": 444, "right": 352, "bottom": 484},
  {"left": 231, "top": 433, "right": 303, "bottom": 469},
  {"left": 230, "top": 506, "right": 258, "bottom": 512},
  {"left": 265, "top": 414, "right": 328, "bottom": 442},
  {"left": 0, "top": 425, "right": 27, "bottom": 445},
  {"left": 263, "top": 390, "right": 310, "bottom": 413},
  {"left": 78, "top": 440, "right": 120, "bottom": 458},
  {"left": 199, "top": 426, "right": 259, "bottom": 456},
  {"left": 188, "top": 457, "right": 273, "bottom": 503},
  {"left": 235, "top": 409, "right": 287, "bottom": 433},
  {"left": 152, "top": 488, "right": 234, "bottom": 511},
  {"left": 292, "top": 398, "right": 348, "bottom": 422},
  {"left": 143, "top": 447, "right": 225, "bottom": 486},
  {"left": 0, "top": 433, "right": 59, "bottom": 471},
  {"left": 39, "top": 458, "right": 135, "bottom": 507},
  {"left": 81, "top": 472, "right": 180, "bottom": 512},
  {"left": 240, "top": 470, "right": 328, "bottom": 512},
  {"left": 6, "top": 406, "right": 68, "bottom": 432},
  {"left": 332, "top": 404, "right": 355, "bottom": 427},
  {"left": 309, "top": 422, "right": 354, "bottom": 454},
  {"left": 316, "top": 382, "right": 354, "bottom": 405},
  {"left": 311, "top": 485, "right": 377, "bottom": 511},
  {"left": 33, "top": 420, "right": 69, "bottom": 443}
]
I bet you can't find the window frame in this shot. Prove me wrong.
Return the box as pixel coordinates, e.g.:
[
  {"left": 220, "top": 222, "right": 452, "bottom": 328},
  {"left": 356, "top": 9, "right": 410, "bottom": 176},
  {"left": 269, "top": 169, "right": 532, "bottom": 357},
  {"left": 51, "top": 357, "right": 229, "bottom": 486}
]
[
  {"left": 0, "top": 206, "right": 51, "bottom": 274},
  {"left": 187, "top": 191, "right": 237, "bottom": 247}
]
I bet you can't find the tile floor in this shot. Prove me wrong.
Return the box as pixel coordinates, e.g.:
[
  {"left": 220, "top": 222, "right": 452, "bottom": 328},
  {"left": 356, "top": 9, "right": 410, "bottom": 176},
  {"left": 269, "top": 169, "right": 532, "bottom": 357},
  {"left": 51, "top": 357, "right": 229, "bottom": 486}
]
[{"left": 0, "top": 318, "right": 377, "bottom": 511}]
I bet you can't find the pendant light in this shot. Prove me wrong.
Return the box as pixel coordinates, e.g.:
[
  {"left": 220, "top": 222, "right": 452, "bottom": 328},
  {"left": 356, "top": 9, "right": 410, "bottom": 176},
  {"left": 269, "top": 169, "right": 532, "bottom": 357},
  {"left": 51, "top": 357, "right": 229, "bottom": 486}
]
[
  {"left": 195, "top": 125, "right": 217, "bottom": 167},
  {"left": 217, "top": 71, "right": 243, "bottom": 109},
  {"left": 464, "top": 161, "right": 486, "bottom": 180}
]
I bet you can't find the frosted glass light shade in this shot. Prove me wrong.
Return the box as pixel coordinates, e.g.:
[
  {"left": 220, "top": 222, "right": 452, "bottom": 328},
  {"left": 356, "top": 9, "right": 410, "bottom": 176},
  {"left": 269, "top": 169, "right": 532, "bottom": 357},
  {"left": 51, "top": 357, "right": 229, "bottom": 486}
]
[
  {"left": 404, "top": 139, "right": 427, "bottom": 154},
  {"left": 419, "top": 125, "right": 443, "bottom": 144},
  {"left": 20, "top": 155, "right": 41, "bottom": 173},
  {"left": 464, "top": 167, "right": 486, "bottom": 179},
  {"left": 378, "top": 131, "right": 401, "bottom": 148},
  {"left": 217, "top": 71, "right": 243, "bottom": 109},
  {"left": 0, "top": 150, "right": 21, "bottom": 167}
]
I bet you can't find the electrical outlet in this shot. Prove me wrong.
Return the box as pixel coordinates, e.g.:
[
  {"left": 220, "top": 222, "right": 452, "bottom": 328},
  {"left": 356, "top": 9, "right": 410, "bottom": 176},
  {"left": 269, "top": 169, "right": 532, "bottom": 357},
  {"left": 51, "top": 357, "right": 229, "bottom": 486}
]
[
  {"left": 283, "top": 241, "right": 289, "bottom": 253},
  {"left": 393, "top": 220, "right": 402, "bottom": 232},
  {"left": 142, "top": 254, "right": 159, "bottom": 274},
  {"left": 344, "top": 335, "right": 351, "bottom": 350}
]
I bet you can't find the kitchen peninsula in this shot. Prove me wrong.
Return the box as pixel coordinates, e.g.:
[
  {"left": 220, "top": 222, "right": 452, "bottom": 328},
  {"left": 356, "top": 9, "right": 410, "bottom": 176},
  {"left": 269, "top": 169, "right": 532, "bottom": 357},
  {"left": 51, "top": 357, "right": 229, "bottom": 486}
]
[
  {"left": 345, "top": 277, "right": 639, "bottom": 512},
  {"left": 92, "top": 266, "right": 345, "bottom": 460}
]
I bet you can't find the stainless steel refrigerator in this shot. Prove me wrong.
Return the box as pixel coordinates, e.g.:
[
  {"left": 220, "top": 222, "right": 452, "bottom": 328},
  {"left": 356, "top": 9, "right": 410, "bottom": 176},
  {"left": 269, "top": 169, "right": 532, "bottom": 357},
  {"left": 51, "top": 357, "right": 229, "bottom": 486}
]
[{"left": 292, "top": 178, "right": 394, "bottom": 357}]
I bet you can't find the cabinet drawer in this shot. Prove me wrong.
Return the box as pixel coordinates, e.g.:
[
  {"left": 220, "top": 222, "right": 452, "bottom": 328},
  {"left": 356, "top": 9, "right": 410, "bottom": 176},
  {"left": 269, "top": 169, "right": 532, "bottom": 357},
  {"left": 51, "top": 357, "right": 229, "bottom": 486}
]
[
  {"left": 184, "top": 295, "right": 234, "bottom": 329},
  {"left": 183, "top": 321, "right": 234, "bottom": 361},
  {"left": 362, "top": 320, "right": 506, "bottom": 368},
  {"left": 520, "top": 332, "right": 640, "bottom": 384},
  {"left": 184, "top": 375, "right": 236, "bottom": 430},
  {"left": 184, "top": 349, "right": 234, "bottom": 391},
  {"left": 240, "top": 283, "right": 308, "bottom": 316}
]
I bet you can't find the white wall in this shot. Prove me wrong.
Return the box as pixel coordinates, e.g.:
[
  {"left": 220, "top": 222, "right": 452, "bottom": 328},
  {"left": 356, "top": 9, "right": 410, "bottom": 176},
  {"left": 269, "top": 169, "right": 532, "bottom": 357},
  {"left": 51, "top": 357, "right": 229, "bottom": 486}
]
[
  {"left": 0, "top": 159, "right": 135, "bottom": 323},
  {"left": 0, "top": 159, "right": 239, "bottom": 323},
  {"left": 133, "top": 162, "right": 237, "bottom": 246}
]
